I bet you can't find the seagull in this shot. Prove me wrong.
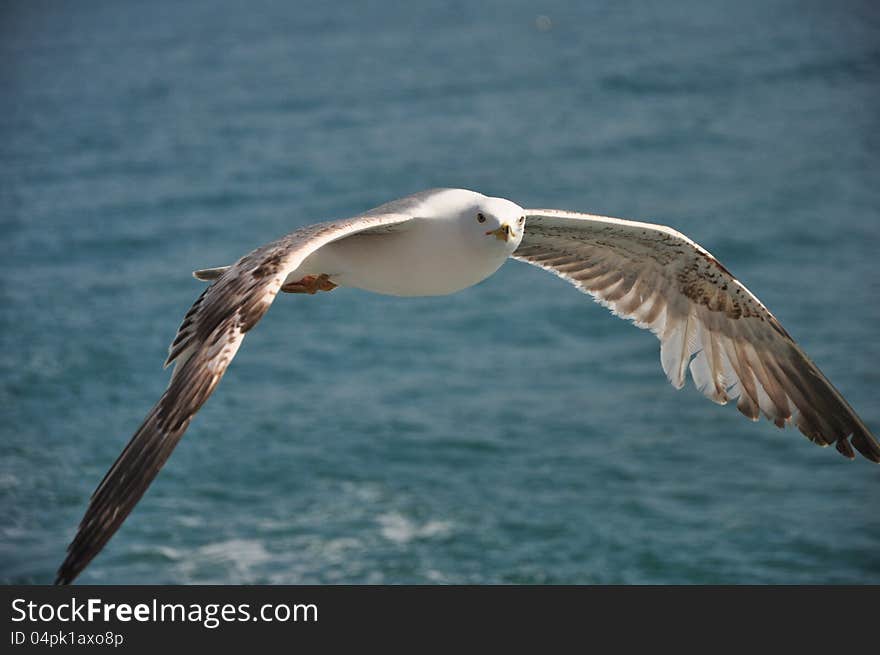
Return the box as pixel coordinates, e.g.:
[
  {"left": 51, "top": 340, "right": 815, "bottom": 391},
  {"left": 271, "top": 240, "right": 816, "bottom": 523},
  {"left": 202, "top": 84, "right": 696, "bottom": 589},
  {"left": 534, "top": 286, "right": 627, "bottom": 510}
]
[{"left": 56, "top": 188, "right": 879, "bottom": 584}]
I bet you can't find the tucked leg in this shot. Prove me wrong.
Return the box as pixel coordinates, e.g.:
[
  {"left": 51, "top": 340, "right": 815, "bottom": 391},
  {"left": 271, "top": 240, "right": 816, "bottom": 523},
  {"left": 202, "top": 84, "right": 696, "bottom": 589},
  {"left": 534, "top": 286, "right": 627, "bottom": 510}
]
[{"left": 281, "top": 273, "right": 337, "bottom": 294}]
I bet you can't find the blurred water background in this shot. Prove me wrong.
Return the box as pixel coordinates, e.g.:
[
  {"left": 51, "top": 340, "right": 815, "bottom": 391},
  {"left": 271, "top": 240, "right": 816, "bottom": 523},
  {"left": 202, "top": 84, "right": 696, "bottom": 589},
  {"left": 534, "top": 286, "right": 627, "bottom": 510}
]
[{"left": 1, "top": 0, "right": 879, "bottom": 583}]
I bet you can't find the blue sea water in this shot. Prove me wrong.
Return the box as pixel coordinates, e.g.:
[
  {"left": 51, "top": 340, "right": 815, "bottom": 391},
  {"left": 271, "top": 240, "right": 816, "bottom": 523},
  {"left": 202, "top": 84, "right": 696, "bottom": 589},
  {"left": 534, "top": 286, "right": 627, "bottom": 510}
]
[{"left": 1, "top": 0, "right": 878, "bottom": 584}]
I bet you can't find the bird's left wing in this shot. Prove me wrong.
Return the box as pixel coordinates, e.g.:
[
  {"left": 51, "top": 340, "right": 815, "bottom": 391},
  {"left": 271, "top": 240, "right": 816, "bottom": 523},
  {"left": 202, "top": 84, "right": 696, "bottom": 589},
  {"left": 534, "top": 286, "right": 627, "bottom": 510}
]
[
  {"left": 56, "top": 211, "right": 413, "bottom": 584},
  {"left": 514, "top": 209, "right": 879, "bottom": 462}
]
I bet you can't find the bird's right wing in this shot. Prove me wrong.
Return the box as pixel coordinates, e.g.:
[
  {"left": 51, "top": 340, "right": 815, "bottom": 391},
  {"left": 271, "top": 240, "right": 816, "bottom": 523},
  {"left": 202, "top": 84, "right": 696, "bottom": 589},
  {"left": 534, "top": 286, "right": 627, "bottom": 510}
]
[
  {"left": 514, "top": 209, "right": 879, "bottom": 463},
  {"left": 56, "top": 211, "right": 414, "bottom": 584}
]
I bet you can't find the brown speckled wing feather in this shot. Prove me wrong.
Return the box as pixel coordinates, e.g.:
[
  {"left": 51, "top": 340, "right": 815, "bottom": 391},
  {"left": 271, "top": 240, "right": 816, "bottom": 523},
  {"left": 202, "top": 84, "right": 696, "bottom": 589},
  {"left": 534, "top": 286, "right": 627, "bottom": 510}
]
[
  {"left": 515, "top": 209, "right": 879, "bottom": 463},
  {"left": 56, "top": 211, "right": 413, "bottom": 584}
]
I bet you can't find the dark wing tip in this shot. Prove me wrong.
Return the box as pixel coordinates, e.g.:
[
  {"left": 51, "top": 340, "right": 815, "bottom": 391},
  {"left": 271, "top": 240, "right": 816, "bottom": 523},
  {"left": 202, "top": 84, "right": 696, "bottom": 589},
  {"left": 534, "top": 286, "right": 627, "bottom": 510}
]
[
  {"left": 54, "top": 564, "right": 76, "bottom": 585},
  {"left": 55, "top": 524, "right": 100, "bottom": 584},
  {"left": 851, "top": 427, "right": 880, "bottom": 463},
  {"left": 56, "top": 535, "right": 116, "bottom": 584}
]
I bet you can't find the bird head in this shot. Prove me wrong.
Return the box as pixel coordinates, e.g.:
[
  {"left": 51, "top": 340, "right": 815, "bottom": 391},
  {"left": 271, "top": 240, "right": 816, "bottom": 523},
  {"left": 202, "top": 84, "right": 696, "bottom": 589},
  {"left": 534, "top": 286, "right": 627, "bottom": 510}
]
[{"left": 469, "top": 196, "right": 526, "bottom": 253}]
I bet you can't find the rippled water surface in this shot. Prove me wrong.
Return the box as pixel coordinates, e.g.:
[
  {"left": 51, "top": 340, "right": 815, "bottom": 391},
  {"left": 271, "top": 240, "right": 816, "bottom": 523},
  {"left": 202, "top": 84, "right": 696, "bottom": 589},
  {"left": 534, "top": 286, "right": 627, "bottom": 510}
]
[{"left": 2, "top": 0, "right": 879, "bottom": 583}]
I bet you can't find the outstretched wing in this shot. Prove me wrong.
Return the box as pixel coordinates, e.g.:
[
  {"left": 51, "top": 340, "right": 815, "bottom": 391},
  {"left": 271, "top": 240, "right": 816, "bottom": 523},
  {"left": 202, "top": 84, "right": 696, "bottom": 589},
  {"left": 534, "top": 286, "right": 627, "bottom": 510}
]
[
  {"left": 56, "top": 211, "right": 414, "bottom": 584},
  {"left": 514, "top": 209, "right": 879, "bottom": 463}
]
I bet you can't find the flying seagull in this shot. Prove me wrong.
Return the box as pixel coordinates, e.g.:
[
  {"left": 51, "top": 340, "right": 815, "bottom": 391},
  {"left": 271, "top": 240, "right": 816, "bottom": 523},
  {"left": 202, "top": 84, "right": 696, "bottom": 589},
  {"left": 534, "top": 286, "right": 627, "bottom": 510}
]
[{"left": 56, "top": 188, "right": 879, "bottom": 584}]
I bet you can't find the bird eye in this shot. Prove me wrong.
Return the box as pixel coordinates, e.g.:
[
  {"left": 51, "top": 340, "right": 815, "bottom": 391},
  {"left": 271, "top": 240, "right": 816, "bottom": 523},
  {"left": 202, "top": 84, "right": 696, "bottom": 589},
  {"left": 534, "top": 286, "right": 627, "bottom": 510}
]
[
  {"left": 519, "top": 216, "right": 525, "bottom": 225},
  {"left": 477, "top": 213, "right": 486, "bottom": 223}
]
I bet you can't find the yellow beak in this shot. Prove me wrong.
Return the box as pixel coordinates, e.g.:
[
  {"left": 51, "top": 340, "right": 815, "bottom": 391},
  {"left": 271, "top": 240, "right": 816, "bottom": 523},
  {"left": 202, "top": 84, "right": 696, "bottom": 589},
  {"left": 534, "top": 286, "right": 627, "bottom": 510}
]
[{"left": 487, "top": 224, "right": 514, "bottom": 242}]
